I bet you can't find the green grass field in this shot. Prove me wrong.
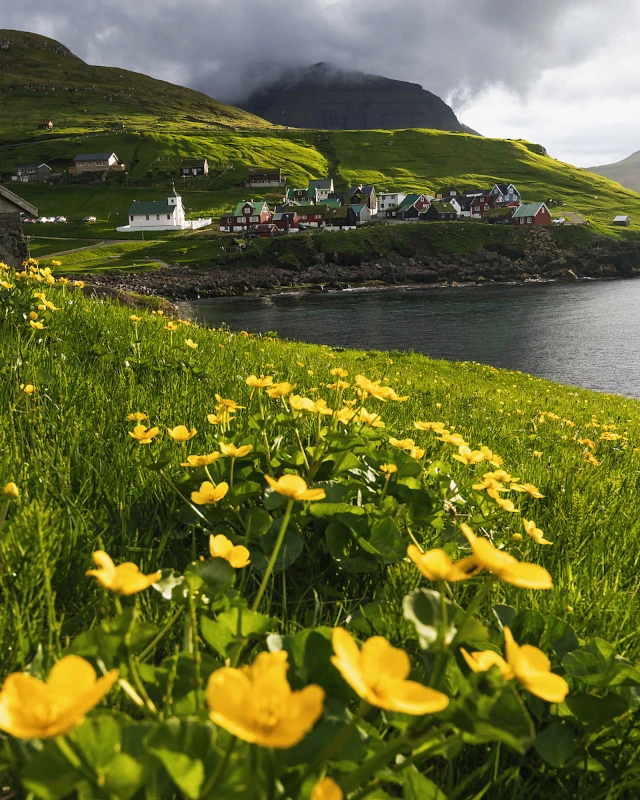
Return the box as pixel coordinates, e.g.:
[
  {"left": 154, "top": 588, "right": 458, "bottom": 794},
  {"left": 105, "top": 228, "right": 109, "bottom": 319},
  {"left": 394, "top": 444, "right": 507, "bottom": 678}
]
[{"left": 2, "top": 272, "right": 640, "bottom": 797}]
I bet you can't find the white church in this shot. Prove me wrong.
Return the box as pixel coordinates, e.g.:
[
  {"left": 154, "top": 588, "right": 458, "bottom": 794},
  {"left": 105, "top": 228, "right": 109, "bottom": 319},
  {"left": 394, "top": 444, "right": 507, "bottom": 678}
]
[{"left": 116, "top": 187, "right": 211, "bottom": 232}]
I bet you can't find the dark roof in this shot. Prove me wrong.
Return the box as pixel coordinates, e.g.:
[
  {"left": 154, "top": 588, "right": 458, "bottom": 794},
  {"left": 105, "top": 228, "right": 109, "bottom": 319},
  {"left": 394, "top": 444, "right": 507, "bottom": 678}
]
[
  {"left": 325, "top": 207, "right": 351, "bottom": 219},
  {"left": 431, "top": 201, "right": 456, "bottom": 212},
  {"left": 309, "top": 179, "right": 333, "bottom": 190},
  {"left": 129, "top": 201, "right": 174, "bottom": 215},
  {"left": 347, "top": 185, "right": 375, "bottom": 196},
  {"left": 295, "top": 205, "right": 327, "bottom": 214},
  {"left": 17, "top": 163, "right": 50, "bottom": 170},
  {"left": 494, "top": 183, "right": 517, "bottom": 193},
  {"left": 74, "top": 153, "right": 117, "bottom": 162},
  {"left": 181, "top": 158, "right": 207, "bottom": 167},
  {"left": 0, "top": 185, "right": 38, "bottom": 216}
]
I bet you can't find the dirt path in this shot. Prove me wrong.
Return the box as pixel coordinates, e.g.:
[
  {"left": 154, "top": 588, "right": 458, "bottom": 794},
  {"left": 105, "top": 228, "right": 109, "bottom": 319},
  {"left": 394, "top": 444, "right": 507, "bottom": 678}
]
[
  {"left": 42, "top": 241, "right": 110, "bottom": 257},
  {"left": 565, "top": 212, "right": 586, "bottom": 225}
]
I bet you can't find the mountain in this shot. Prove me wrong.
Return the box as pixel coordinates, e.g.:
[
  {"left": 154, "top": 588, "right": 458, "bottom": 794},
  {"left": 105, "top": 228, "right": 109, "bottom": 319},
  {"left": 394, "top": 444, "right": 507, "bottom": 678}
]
[
  {"left": 240, "top": 62, "right": 469, "bottom": 132},
  {"left": 587, "top": 150, "right": 640, "bottom": 194},
  {"left": 0, "top": 29, "right": 270, "bottom": 139}
]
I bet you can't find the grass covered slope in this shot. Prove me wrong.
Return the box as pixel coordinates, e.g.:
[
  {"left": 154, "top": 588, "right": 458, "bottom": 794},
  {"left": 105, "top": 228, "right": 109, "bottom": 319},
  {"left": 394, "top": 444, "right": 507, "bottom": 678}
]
[
  {"left": 3, "top": 271, "right": 640, "bottom": 796},
  {"left": 0, "top": 29, "right": 270, "bottom": 141}
]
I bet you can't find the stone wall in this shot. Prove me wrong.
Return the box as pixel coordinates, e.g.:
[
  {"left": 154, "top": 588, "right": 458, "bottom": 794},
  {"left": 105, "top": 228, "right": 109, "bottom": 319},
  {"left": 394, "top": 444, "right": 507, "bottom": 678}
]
[{"left": 0, "top": 214, "right": 27, "bottom": 267}]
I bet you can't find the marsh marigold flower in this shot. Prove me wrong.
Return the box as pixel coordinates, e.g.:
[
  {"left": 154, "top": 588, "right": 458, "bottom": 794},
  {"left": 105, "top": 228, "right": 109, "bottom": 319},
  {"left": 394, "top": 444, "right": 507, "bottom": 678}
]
[
  {"left": 0, "top": 656, "right": 118, "bottom": 740},
  {"left": 331, "top": 628, "right": 449, "bottom": 714},
  {"left": 523, "top": 519, "right": 552, "bottom": 545},
  {"left": 126, "top": 412, "right": 148, "bottom": 422},
  {"left": 380, "top": 463, "right": 397, "bottom": 478},
  {"left": 29, "top": 320, "right": 44, "bottom": 330},
  {"left": 408, "top": 545, "right": 481, "bottom": 583},
  {"left": 167, "top": 425, "right": 197, "bottom": 442},
  {"left": 165, "top": 322, "right": 178, "bottom": 332},
  {"left": 389, "top": 437, "right": 415, "bottom": 451},
  {"left": 128, "top": 424, "right": 161, "bottom": 444},
  {"left": 460, "top": 648, "right": 513, "bottom": 679},
  {"left": 267, "top": 382, "right": 295, "bottom": 398},
  {"left": 207, "top": 650, "right": 324, "bottom": 748},
  {"left": 215, "top": 394, "right": 245, "bottom": 411},
  {"left": 265, "top": 474, "right": 326, "bottom": 502},
  {"left": 511, "top": 483, "right": 544, "bottom": 499},
  {"left": 246, "top": 375, "right": 273, "bottom": 388},
  {"left": 185, "top": 339, "right": 198, "bottom": 349},
  {"left": 415, "top": 420, "right": 446, "bottom": 432},
  {"left": 461, "top": 524, "right": 552, "bottom": 589},
  {"left": 209, "top": 534, "right": 250, "bottom": 568},
  {"left": 330, "top": 368, "right": 349, "bottom": 378},
  {"left": 191, "top": 481, "right": 229, "bottom": 505},
  {"left": 409, "top": 447, "right": 425, "bottom": 460},
  {"left": 453, "top": 446, "right": 486, "bottom": 465},
  {"left": 359, "top": 408, "right": 385, "bottom": 428},
  {"left": 3, "top": 482, "right": 19, "bottom": 498},
  {"left": 20, "top": 384, "right": 35, "bottom": 395},
  {"left": 130, "top": 315, "right": 142, "bottom": 322},
  {"left": 87, "top": 551, "right": 162, "bottom": 595},
  {"left": 289, "top": 394, "right": 316, "bottom": 413},
  {"left": 312, "top": 778, "right": 343, "bottom": 800},
  {"left": 219, "top": 442, "right": 253, "bottom": 458},
  {"left": 181, "top": 453, "right": 221, "bottom": 467}
]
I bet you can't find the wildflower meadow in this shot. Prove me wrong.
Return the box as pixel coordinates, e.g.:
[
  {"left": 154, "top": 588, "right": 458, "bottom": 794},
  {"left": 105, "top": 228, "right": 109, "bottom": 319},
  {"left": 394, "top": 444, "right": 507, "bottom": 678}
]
[{"left": 1, "top": 259, "right": 640, "bottom": 798}]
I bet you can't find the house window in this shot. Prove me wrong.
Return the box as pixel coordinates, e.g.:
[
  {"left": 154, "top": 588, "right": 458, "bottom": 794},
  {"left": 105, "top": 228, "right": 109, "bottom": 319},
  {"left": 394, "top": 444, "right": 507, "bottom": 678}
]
[
  {"left": 146, "top": 215, "right": 149, "bottom": 221},
  {"left": 528, "top": 217, "right": 533, "bottom": 224},
  {"left": 167, "top": 215, "right": 171, "bottom": 220},
  {"left": 251, "top": 216, "right": 259, "bottom": 222},
  {"left": 130, "top": 216, "right": 134, "bottom": 221}
]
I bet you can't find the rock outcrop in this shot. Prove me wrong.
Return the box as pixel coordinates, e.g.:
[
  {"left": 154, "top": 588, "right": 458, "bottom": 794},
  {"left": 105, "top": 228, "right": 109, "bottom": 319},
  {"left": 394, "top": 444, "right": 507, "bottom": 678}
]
[{"left": 240, "top": 63, "right": 467, "bottom": 132}]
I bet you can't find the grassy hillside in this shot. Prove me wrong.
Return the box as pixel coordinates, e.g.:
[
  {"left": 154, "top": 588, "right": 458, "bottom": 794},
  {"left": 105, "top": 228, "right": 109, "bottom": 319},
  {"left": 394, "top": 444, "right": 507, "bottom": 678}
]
[
  {"left": 588, "top": 149, "right": 640, "bottom": 194},
  {"left": 0, "top": 29, "right": 270, "bottom": 142},
  {"left": 2, "top": 270, "right": 640, "bottom": 797}
]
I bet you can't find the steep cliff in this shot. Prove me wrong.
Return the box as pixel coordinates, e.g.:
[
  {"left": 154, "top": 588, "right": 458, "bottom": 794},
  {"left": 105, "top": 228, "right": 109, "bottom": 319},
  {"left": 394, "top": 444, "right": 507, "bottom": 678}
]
[{"left": 240, "top": 63, "right": 467, "bottom": 131}]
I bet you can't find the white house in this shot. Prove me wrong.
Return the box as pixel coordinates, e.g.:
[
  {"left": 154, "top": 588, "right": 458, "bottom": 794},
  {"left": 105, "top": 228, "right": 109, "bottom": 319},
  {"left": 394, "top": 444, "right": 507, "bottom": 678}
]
[
  {"left": 379, "top": 191, "right": 407, "bottom": 212},
  {"left": 116, "top": 187, "right": 211, "bottom": 232},
  {"left": 308, "top": 179, "right": 334, "bottom": 201}
]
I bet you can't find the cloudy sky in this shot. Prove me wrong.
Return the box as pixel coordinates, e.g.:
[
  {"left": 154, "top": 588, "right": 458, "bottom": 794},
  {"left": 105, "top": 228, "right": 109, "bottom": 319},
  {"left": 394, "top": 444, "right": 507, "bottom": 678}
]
[{"left": 3, "top": 0, "right": 638, "bottom": 167}]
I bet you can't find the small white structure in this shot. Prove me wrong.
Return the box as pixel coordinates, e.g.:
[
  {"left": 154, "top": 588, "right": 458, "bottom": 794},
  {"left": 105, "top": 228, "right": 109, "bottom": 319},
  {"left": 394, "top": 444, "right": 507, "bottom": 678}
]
[
  {"left": 116, "top": 187, "right": 211, "bottom": 232},
  {"left": 613, "top": 215, "right": 631, "bottom": 227},
  {"left": 379, "top": 191, "right": 407, "bottom": 212},
  {"left": 308, "top": 179, "right": 334, "bottom": 201}
]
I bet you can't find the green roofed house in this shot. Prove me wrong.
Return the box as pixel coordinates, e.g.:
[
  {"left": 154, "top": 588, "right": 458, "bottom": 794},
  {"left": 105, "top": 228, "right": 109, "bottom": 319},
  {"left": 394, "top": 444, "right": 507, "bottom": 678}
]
[
  {"left": 511, "top": 202, "right": 552, "bottom": 227},
  {"left": 117, "top": 186, "right": 212, "bottom": 232},
  {"left": 385, "top": 194, "right": 430, "bottom": 220},
  {"left": 219, "top": 199, "right": 272, "bottom": 232},
  {"left": 180, "top": 158, "right": 209, "bottom": 177},
  {"left": 423, "top": 201, "right": 458, "bottom": 222}
]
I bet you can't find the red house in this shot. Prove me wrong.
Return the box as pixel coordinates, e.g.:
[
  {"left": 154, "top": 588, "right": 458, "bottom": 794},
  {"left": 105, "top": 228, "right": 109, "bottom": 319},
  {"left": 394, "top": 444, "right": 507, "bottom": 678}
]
[
  {"left": 511, "top": 202, "right": 552, "bottom": 227},
  {"left": 296, "top": 206, "right": 326, "bottom": 228},
  {"left": 273, "top": 211, "right": 300, "bottom": 232},
  {"left": 219, "top": 200, "right": 271, "bottom": 232},
  {"left": 470, "top": 194, "right": 493, "bottom": 219}
]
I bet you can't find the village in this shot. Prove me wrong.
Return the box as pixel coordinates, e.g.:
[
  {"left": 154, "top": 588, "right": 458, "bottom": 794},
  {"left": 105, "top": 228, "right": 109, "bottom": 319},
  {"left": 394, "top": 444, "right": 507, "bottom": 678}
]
[{"left": 3, "top": 146, "right": 633, "bottom": 234}]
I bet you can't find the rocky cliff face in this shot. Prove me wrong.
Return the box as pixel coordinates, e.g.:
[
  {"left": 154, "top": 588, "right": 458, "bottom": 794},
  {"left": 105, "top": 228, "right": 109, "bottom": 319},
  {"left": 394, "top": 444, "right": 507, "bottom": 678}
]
[
  {"left": 0, "top": 215, "right": 27, "bottom": 268},
  {"left": 241, "top": 63, "right": 467, "bottom": 131}
]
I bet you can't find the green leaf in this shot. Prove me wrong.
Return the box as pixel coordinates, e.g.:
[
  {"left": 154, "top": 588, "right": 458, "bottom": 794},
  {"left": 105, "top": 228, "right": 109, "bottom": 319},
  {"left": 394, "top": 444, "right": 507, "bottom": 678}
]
[
  {"left": 368, "top": 516, "right": 404, "bottom": 564},
  {"left": 403, "top": 589, "right": 455, "bottom": 651},
  {"left": 71, "top": 713, "right": 121, "bottom": 770},
  {"left": 251, "top": 521, "right": 303, "bottom": 573},
  {"left": 509, "top": 609, "right": 546, "bottom": 647},
  {"left": 566, "top": 692, "right": 629, "bottom": 730},
  {"left": 101, "top": 753, "right": 144, "bottom": 800},
  {"left": 69, "top": 608, "right": 159, "bottom": 671},
  {"left": 403, "top": 769, "right": 448, "bottom": 799},
  {"left": 147, "top": 447, "right": 174, "bottom": 471},
  {"left": 229, "top": 480, "right": 261, "bottom": 503},
  {"left": 309, "top": 502, "right": 365, "bottom": 519},
  {"left": 493, "top": 604, "right": 516, "bottom": 630},
  {"left": 534, "top": 721, "right": 578, "bottom": 767},
  {"left": 542, "top": 616, "right": 579, "bottom": 661},
  {"left": 22, "top": 742, "right": 83, "bottom": 800},
  {"left": 197, "top": 558, "right": 236, "bottom": 593},
  {"left": 146, "top": 717, "right": 219, "bottom": 800},
  {"left": 244, "top": 507, "right": 272, "bottom": 537},
  {"left": 325, "top": 521, "right": 379, "bottom": 573}
]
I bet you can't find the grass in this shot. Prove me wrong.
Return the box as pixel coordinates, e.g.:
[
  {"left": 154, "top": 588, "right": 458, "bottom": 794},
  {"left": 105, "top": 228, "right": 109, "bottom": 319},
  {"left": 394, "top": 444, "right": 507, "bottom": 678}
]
[
  {"left": 26, "top": 237, "right": 91, "bottom": 257},
  {"left": 3, "top": 289, "right": 640, "bottom": 668}
]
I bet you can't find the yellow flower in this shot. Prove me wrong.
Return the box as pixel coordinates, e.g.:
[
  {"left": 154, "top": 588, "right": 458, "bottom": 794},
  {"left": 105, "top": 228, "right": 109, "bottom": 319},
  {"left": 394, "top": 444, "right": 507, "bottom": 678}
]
[
  {"left": 167, "top": 425, "right": 197, "bottom": 442},
  {"left": 29, "top": 320, "right": 44, "bottom": 330},
  {"left": 86, "top": 551, "right": 162, "bottom": 595},
  {"left": 496, "top": 497, "right": 519, "bottom": 513},
  {"left": 0, "top": 656, "right": 118, "bottom": 740},
  {"left": 533, "top": 451, "right": 543, "bottom": 458},
  {"left": 311, "top": 399, "right": 333, "bottom": 416},
  {"left": 359, "top": 408, "right": 384, "bottom": 428},
  {"left": 289, "top": 394, "right": 316, "bottom": 413},
  {"left": 219, "top": 443, "right": 253, "bottom": 458},
  {"left": 191, "top": 481, "right": 229, "bottom": 505},
  {"left": 512, "top": 533, "right": 524, "bottom": 543},
  {"left": 29, "top": 312, "right": 39, "bottom": 321},
  {"left": 209, "top": 534, "right": 250, "bottom": 568},
  {"left": 128, "top": 424, "right": 161, "bottom": 444},
  {"left": 408, "top": 545, "right": 481, "bottom": 582},
  {"left": 207, "top": 409, "right": 235, "bottom": 425},
  {"left": 207, "top": 650, "right": 324, "bottom": 748},
  {"left": 330, "top": 368, "right": 349, "bottom": 378},
  {"left": 126, "top": 412, "right": 148, "bottom": 422},
  {"left": 414, "top": 421, "right": 446, "bottom": 432},
  {"left": 510, "top": 483, "right": 545, "bottom": 499},
  {"left": 577, "top": 438, "right": 596, "bottom": 450},
  {"left": 58, "top": 277, "right": 70, "bottom": 285},
  {"left": 20, "top": 384, "right": 35, "bottom": 395},
  {"left": 584, "top": 453, "right": 601, "bottom": 466},
  {"left": 185, "top": 339, "right": 198, "bottom": 349},
  {"left": 380, "top": 463, "right": 398, "bottom": 478},
  {"left": 327, "top": 380, "right": 350, "bottom": 390},
  {"left": 409, "top": 447, "right": 425, "bottom": 460},
  {"left": 453, "top": 446, "right": 486, "bottom": 465},
  {"left": 480, "top": 446, "right": 503, "bottom": 467},
  {"left": 330, "top": 628, "right": 449, "bottom": 714},
  {"left": 215, "top": 394, "right": 245, "bottom": 411},
  {"left": 267, "top": 382, "right": 295, "bottom": 398},
  {"left": 334, "top": 407, "right": 357, "bottom": 424},
  {"left": 389, "top": 437, "right": 416, "bottom": 450},
  {"left": 181, "top": 453, "right": 221, "bottom": 467},
  {"left": 246, "top": 375, "right": 274, "bottom": 388},
  {"left": 461, "top": 524, "right": 552, "bottom": 589},
  {"left": 504, "top": 628, "right": 569, "bottom": 703},
  {"left": 265, "top": 474, "right": 326, "bottom": 501},
  {"left": 3, "top": 482, "right": 19, "bottom": 498},
  {"left": 0, "top": 280, "right": 13, "bottom": 289},
  {"left": 130, "top": 315, "right": 142, "bottom": 322},
  {"left": 51, "top": 260, "right": 62, "bottom": 267},
  {"left": 312, "top": 777, "right": 343, "bottom": 800},
  {"left": 523, "top": 519, "right": 552, "bottom": 545},
  {"left": 165, "top": 322, "right": 178, "bottom": 332},
  {"left": 460, "top": 648, "right": 514, "bottom": 679}
]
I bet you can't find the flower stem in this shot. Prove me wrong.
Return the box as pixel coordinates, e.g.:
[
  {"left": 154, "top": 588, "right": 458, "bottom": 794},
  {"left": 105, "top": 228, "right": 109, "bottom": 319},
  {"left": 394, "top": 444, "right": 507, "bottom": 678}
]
[
  {"left": 450, "top": 574, "right": 498, "bottom": 648},
  {"left": 251, "top": 499, "right": 294, "bottom": 612},
  {"left": 199, "top": 736, "right": 237, "bottom": 798}
]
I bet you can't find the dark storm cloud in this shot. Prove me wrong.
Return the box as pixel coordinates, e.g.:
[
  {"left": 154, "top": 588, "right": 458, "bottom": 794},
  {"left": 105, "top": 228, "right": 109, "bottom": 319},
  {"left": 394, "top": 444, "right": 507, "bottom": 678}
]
[{"left": 2, "top": 0, "right": 634, "bottom": 107}]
